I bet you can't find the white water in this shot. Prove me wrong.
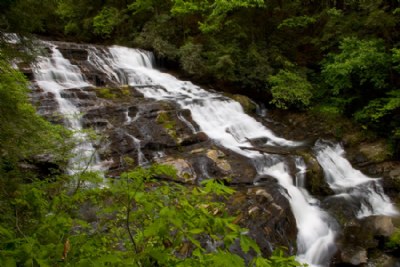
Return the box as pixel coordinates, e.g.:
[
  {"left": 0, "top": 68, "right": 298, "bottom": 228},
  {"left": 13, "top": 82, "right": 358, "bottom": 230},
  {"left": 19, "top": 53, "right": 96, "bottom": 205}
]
[
  {"left": 177, "top": 112, "right": 197, "bottom": 133},
  {"left": 126, "top": 133, "right": 148, "bottom": 166},
  {"left": 32, "top": 43, "right": 103, "bottom": 174},
  {"left": 315, "top": 141, "right": 398, "bottom": 218},
  {"left": 262, "top": 162, "right": 336, "bottom": 266},
  {"left": 87, "top": 45, "right": 337, "bottom": 266}
]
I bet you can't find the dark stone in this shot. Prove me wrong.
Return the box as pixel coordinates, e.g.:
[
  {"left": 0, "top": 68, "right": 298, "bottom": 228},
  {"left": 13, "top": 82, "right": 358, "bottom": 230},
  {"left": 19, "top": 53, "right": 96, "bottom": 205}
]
[
  {"left": 228, "top": 185, "right": 298, "bottom": 257},
  {"left": 58, "top": 48, "right": 89, "bottom": 61}
]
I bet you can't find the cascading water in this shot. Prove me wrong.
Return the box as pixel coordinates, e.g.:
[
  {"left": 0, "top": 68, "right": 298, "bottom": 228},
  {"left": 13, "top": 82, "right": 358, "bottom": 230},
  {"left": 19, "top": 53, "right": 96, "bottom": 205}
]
[
  {"left": 315, "top": 141, "right": 398, "bottom": 218},
  {"left": 87, "top": 45, "right": 338, "bottom": 266},
  {"left": 177, "top": 112, "right": 198, "bottom": 133},
  {"left": 262, "top": 162, "right": 337, "bottom": 266},
  {"left": 32, "top": 43, "right": 103, "bottom": 174},
  {"left": 29, "top": 41, "right": 399, "bottom": 266}
]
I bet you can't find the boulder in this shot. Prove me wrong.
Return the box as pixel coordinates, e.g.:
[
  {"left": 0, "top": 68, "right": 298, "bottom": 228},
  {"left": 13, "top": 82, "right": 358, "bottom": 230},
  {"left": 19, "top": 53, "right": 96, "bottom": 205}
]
[
  {"left": 300, "top": 151, "right": 334, "bottom": 196},
  {"left": 340, "top": 246, "right": 368, "bottom": 265},
  {"left": 230, "top": 94, "right": 257, "bottom": 114},
  {"left": 206, "top": 149, "right": 231, "bottom": 173},
  {"left": 228, "top": 185, "right": 298, "bottom": 256},
  {"left": 365, "top": 216, "right": 395, "bottom": 237},
  {"left": 156, "top": 157, "right": 196, "bottom": 183}
]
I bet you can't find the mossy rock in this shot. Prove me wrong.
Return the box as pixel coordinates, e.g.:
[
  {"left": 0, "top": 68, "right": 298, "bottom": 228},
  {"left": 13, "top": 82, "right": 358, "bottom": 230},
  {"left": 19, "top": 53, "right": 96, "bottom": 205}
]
[
  {"left": 156, "top": 111, "right": 177, "bottom": 139},
  {"left": 358, "top": 140, "right": 393, "bottom": 163},
  {"left": 95, "top": 86, "right": 132, "bottom": 100},
  {"left": 96, "top": 87, "right": 117, "bottom": 99},
  {"left": 300, "top": 151, "right": 334, "bottom": 196},
  {"left": 226, "top": 94, "right": 257, "bottom": 114}
]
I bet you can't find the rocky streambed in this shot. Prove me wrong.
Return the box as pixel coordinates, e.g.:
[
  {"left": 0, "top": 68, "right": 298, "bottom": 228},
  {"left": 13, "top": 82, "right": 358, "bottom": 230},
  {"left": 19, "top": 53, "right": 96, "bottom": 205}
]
[{"left": 24, "top": 40, "right": 400, "bottom": 266}]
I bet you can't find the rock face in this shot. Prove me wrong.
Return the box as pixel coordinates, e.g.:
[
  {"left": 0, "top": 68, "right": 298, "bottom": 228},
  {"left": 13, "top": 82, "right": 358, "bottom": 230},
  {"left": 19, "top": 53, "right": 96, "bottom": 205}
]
[{"left": 229, "top": 186, "right": 297, "bottom": 255}]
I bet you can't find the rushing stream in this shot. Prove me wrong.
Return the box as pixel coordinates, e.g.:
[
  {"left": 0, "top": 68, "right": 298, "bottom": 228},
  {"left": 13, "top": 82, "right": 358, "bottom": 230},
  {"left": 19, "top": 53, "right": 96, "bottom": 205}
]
[
  {"left": 32, "top": 42, "right": 104, "bottom": 174},
  {"left": 30, "top": 42, "right": 398, "bottom": 266}
]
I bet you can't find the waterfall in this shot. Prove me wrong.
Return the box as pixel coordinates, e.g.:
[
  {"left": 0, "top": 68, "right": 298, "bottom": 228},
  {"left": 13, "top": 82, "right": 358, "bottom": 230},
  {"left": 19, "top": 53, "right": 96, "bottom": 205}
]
[
  {"left": 30, "top": 41, "right": 399, "bottom": 266},
  {"left": 87, "top": 45, "right": 338, "bottom": 266},
  {"left": 262, "top": 162, "right": 337, "bottom": 266},
  {"left": 32, "top": 43, "right": 103, "bottom": 174},
  {"left": 315, "top": 141, "right": 398, "bottom": 218}
]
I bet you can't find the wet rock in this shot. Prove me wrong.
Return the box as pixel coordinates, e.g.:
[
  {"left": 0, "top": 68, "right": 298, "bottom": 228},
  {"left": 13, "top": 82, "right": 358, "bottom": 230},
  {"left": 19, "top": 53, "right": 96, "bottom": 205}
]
[
  {"left": 83, "top": 105, "right": 127, "bottom": 128},
  {"left": 178, "top": 132, "right": 208, "bottom": 146},
  {"left": 156, "top": 157, "right": 196, "bottom": 183},
  {"left": 366, "top": 253, "right": 400, "bottom": 267},
  {"left": 58, "top": 47, "right": 89, "bottom": 61},
  {"left": 206, "top": 149, "right": 231, "bottom": 172},
  {"left": 365, "top": 161, "right": 400, "bottom": 202},
  {"left": 229, "top": 94, "right": 257, "bottom": 114},
  {"left": 333, "top": 216, "right": 396, "bottom": 266},
  {"left": 300, "top": 151, "right": 334, "bottom": 196},
  {"left": 365, "top": 216, "right": 395, "bottom": 237},
  {"left": 358, "top": 141, "right": 392, "bottom": 163},
  {"left": 228, "top": 185, "right": 298, "bottom": 256},
  {"left": 189, "top": 154, "right": 226, "bottom": 181},
  {"left": 340, "top": 246, "right": 368, "bottom": 265}
]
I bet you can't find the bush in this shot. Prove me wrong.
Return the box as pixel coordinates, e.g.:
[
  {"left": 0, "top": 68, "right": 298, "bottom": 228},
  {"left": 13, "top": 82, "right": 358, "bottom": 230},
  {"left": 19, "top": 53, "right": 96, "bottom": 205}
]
[{"left": 268, "top": 69, "right": 313, "bottom": 110}]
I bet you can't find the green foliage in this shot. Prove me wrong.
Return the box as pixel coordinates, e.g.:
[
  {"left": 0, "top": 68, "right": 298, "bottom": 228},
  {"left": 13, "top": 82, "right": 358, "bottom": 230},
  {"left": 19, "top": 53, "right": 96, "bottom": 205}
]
[
  {"left": 355, "top": 90, "right": 400, "bottom": 124},
  {"left": 133, "top": 14, "right": 179, "bottom": 60},
  {"left": 268, "top": 69, "right": 313, "bottom": 110},
  {"left": 179, "top": 40, "right": 206, "bottom": 76},
  {"left": 55, "top": 0, "right": 103, "bottom": 39},
  {"left": 128, "top": 0, "right": 167, "bottom": 15},
  {"left": 3, "top": 0, "right": 60, "bottom": 34},
  {"left": 171, "top": 0, "right": 265, "bottom": 33},
  {"left": 93, "top": 7, "right": 121, "bottom": 38},
  {"left": 156, "top": 111, "right": 176, "bottom": 130},
  {"left": 0, "top": 161, "right": 303, "bottom": 266},
  {"left": 386, "top": 227, "right": 400, "bottom": 250},
  {"left": 392, "top": 48, "right": 400, "bottom": 73},
  {"left": 278, "top": 16, "right": 316, "bottom": 29},
  {"left": 0, "top": 59, "right": 71, "bottom": 166},
  {"left": 321, "top": 37, "right": 390, "bottom": 95},
  {"left": 354, "top": 90, "right": 400, "bottom": 144}
]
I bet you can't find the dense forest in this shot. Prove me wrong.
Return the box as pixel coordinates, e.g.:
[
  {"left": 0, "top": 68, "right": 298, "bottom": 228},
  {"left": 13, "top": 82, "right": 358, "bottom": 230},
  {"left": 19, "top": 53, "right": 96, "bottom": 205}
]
[{"left": 1, "top": 0, "right": 400, "bottom": 266}]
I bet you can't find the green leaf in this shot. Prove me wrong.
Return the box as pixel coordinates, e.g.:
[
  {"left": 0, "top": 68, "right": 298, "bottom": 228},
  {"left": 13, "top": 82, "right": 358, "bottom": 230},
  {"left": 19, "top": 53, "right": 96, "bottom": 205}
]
[
  {"left": 1, "top": 257, "right": 17, "bottom": 267},
  {"left": 188, "top": 228, "right": 204, "bottom": 234},
  {"left": 240, "top": 235, "right": 261, "bottom": 254}
]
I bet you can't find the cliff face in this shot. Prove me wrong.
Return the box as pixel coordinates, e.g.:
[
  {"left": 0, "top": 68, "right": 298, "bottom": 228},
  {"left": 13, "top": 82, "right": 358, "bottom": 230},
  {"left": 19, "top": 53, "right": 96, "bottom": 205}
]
[{"left": 25, "top": 40, "right": 400, "bottom": 266}]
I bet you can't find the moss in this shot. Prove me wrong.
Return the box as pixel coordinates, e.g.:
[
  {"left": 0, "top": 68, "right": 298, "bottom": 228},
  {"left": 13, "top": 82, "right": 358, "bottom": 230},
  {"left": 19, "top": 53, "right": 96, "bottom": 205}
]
[
  {"left": 122, "top": 155, "right": 135, "bottom": 167},
  {"left": 156, "top": 111, "right": 169, "bottom": 124},
  {"left": 96, "top": 86, "right": 132, "bottom": 100},
  {"left": 359, "top": 140, "right": 392, "bottom": 163},
  {"left": 96, "top": 87, "right": 117, "bottom": 99},
  {"left": 156, "top": 111, "right": 177, "bottom": 139},
  {"left": 121, "top": 88, "right": 130, "bottom": 96},
  {"left": 386, "top": 227, "right": 400, "bottom": 250},
  {"left": 224, "top": 93, "right": 257, "bottom": 114}
]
